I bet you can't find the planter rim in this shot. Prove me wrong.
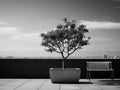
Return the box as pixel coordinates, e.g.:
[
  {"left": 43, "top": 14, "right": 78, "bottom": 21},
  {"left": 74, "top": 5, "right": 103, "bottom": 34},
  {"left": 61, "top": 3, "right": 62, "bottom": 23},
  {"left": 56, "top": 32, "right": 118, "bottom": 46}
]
[{"left": 50, "top": 68, "right": 80, "bottom": 70}]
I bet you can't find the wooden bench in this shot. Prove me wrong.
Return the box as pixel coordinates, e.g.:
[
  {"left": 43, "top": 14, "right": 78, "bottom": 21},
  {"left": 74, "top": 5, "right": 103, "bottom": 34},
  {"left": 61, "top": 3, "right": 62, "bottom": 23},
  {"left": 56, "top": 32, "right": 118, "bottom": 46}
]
[{"left": 86, "top": 61, "right": 114, "bottom": 81}]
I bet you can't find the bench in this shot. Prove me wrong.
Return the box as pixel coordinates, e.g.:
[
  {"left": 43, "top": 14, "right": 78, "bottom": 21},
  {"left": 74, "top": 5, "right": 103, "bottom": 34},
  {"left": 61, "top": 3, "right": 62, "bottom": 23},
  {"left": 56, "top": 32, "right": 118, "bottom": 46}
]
[{"left": 86, "top": 61, "right": 114, "bottom": 81}]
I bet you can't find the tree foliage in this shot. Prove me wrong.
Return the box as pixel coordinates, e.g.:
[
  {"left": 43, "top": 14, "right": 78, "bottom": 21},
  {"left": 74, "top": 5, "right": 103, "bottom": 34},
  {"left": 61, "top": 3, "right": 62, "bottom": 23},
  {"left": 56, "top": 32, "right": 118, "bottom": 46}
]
[{"left": 40, "top": 17, "right": 90, "bottom": 59}]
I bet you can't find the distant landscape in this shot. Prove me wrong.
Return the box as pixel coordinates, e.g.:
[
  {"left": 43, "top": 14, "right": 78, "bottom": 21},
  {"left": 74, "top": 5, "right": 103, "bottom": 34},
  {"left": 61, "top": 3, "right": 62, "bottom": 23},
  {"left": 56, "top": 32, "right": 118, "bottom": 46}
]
[{"left": 0, "top": 51, "right": 120, "bottom": 59}]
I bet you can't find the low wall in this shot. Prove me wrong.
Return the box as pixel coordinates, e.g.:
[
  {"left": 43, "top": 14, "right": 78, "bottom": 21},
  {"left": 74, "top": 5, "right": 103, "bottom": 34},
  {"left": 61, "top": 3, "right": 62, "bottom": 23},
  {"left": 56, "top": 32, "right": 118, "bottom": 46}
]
[{"left": 0, "top": 59, "right": 120, "bottom": 78}]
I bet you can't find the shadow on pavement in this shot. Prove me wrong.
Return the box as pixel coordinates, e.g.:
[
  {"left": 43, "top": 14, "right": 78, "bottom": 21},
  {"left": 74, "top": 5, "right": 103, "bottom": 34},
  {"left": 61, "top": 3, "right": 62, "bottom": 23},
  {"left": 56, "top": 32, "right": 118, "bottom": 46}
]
[
  {"left": 94, "top": 80, "right": 120, "bottom": 85},
  {"left": 53, "top": 81, "right": 93, "bottom": 84}
]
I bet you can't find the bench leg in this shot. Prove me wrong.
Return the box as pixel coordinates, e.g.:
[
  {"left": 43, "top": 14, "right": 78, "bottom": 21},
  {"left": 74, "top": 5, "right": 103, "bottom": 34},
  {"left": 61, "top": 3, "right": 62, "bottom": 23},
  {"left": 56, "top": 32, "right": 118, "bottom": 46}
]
[
  {"left": 111, "top": 70, "right": 114, "bottom": 80},
  {"left": 88, "top": 71, "right": 91, "bottom": 81},
  {"left": 86, "top": 71, "right": 88, "bottom": 79}
]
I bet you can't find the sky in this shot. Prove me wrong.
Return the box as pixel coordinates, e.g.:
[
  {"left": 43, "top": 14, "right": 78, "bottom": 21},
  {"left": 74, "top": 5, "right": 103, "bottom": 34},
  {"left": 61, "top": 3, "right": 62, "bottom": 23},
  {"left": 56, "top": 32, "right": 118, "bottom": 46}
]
[{"left": 0, "top": 0, "right": 120, "bottom": 58}]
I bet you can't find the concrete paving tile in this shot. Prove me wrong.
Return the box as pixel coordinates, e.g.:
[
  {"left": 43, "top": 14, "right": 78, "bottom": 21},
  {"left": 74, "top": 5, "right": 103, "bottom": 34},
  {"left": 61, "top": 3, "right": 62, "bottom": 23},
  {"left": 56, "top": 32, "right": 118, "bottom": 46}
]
[
  {"left": 0, "top": 79, "right": 120, "bottom": 90},
  {"left": 0, "top": 79, "right": 29, "bottom": 90},
  {"left": 77, "top": 84, "right": 102, "bottom": 90},
  {"left": 101, "top": 86, "right": 120, "bottom": 90},
  {"left": 0, "top": 79, "right": 14, "bottom": 85},
  {"left": 61, "top": 84, "right": 80, "bottom": 90},
  {"left": 15, "top": 79, "right": 47, "bottom": 90},
  {"left": 40, "top": 79, "right": 60, "bottom": 90}
]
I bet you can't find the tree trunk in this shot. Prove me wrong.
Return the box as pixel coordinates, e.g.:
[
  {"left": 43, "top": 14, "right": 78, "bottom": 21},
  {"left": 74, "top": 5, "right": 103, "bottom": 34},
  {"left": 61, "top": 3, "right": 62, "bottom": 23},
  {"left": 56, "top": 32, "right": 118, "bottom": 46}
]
[
  {"left": 62, "top": 60, "right": 65, "bottom": 69},
  {"left": 61, "top": 52, "right": 65, "bottom": 69}
]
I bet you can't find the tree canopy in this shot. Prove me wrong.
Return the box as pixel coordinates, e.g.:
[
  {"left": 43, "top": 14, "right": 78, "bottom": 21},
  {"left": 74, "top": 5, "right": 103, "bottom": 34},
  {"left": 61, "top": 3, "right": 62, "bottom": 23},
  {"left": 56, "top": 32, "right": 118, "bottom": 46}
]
[{"left": 40, "top": 17, "right": 90, "bottom": 59}]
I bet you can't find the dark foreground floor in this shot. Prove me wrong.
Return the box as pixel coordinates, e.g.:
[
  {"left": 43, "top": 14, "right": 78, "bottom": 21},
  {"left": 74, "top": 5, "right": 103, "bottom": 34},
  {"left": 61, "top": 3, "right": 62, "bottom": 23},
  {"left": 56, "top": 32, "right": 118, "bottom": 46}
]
[{"left": 0, "top": 79, "right": 120, "bottom": 90}]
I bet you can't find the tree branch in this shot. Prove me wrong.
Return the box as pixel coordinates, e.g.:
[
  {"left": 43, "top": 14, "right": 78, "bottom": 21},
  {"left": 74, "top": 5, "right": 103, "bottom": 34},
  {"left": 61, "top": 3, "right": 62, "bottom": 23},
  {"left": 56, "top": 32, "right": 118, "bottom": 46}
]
[{"left": 69, "top": 46, "right": 81, "bottom": 56}]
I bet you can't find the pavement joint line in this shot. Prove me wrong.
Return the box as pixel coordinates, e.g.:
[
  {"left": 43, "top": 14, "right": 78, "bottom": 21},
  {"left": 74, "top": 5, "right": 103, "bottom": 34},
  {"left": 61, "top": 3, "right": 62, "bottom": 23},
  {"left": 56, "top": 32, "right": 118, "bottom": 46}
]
[
  {"left": 93, "top": 83, "right": 103, "bottom": 90},
  {"left": 37, "top": 79, "right": 48, "bottom": 90},
  {"left": 88, "top": 80, "right": 103, "bottom": 90},
  {"left": 14, "top": 79, "right": 31, "bottom": 90},
  {"left": 76, "top": 84, "right": 81, "bottom": 90},
  {"left": 91, "top": 79, "right": 104, "bottom": 90},
  {"left": 59, "top": 84, "right": 61, "bottom": 90}
]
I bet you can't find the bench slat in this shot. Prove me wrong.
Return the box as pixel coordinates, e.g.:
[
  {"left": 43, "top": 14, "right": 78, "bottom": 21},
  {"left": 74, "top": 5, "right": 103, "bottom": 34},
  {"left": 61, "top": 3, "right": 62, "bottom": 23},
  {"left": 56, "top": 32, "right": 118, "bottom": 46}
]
[{"left": 87, "top": 62, "right": 112, "bottom": 70}]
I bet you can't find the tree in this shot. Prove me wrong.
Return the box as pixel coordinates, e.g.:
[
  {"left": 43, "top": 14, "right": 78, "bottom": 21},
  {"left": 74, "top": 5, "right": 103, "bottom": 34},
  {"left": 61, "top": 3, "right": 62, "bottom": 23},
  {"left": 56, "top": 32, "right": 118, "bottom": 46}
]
[{"left": 40, "top": 17, "right": 90, "bottom": 69}]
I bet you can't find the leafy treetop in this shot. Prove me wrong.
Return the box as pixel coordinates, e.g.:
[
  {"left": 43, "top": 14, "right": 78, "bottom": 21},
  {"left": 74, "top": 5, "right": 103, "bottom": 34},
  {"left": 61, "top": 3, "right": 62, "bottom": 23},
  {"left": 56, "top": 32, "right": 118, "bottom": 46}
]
[{"left": 40, "top": 17, "right": 90, "bottom": 59}]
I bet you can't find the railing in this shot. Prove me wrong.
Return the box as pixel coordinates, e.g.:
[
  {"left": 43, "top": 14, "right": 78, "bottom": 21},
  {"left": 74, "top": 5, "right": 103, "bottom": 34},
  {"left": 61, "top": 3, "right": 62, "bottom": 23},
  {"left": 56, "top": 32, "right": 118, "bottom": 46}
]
[{"left": 0, "top": 59, "right": 119, "bottom": 78}]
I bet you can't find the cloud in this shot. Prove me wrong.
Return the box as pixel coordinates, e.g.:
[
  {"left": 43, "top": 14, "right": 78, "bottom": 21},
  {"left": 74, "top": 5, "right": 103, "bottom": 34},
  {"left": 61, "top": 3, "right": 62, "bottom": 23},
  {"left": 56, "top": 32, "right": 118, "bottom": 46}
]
[
  {"left": 38, "top": 18, "right": 62, "bottom": 33},
  {"left": 0, "top": 21, "right": 20, "bottom": 35},
  {"left": 0, "top": 26, "right": 20, "bottom": 35},
  {"left": 113, "top": 0, "right": 120, "bottom": 8},
  {"left": 1, "top": 32, "right": 42, "bottom": 52},
  {"left": 80, "top": 20, "right": 120, "bottom": 30},
  {"left": 116, "top": 6, "right": 120, "bottom": 8},
  {"left": 0, "top": 21, "right": 9, "bottom": 25},
  {"left": 114, "top": 0, "right": 120, "bottom": 1},
  {"left": 12, "top": 33, "right": 40, "bottom": 41}
]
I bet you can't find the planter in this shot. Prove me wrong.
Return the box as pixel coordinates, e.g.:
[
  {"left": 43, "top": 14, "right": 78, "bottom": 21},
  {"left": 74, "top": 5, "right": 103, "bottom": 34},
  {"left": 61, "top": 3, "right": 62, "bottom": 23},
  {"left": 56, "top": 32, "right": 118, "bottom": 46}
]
[{"left": 49, "top": 68, "right": 81, "bottom": 83}]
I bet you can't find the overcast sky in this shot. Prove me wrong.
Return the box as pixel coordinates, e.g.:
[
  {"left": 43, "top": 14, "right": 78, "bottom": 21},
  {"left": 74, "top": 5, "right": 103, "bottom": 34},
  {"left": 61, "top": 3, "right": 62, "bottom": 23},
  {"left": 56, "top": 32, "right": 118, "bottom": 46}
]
[{"left": 0, "top": 0, "right": 120, "bottom": 58}]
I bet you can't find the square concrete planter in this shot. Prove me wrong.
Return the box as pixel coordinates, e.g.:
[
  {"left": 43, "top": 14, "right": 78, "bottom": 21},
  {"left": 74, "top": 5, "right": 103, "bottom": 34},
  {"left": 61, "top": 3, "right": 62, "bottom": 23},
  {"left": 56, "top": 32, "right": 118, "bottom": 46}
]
[{"left": 49, "top": 68, "right": 81, "bottom": 83}]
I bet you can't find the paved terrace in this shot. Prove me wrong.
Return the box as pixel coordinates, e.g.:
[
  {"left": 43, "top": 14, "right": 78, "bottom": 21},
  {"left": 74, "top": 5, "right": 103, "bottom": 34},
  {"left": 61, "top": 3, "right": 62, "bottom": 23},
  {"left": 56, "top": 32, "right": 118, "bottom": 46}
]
[{"left": 0, "top": 79, "right": 120, "bottom": 90}]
